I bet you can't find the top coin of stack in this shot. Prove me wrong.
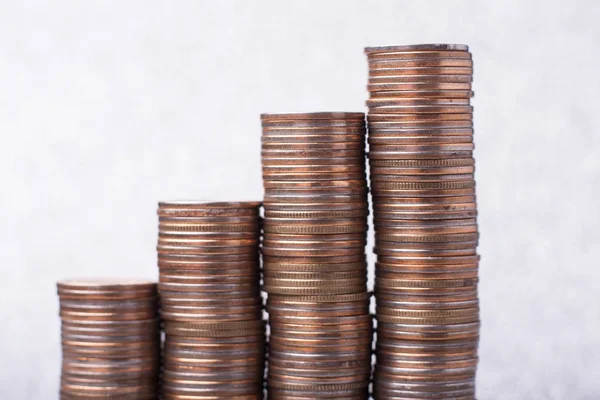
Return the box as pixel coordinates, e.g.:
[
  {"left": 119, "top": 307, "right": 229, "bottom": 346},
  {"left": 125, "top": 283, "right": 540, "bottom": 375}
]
[
  {"left": 364, "top": 44, "right": 480, "bottom": 400},
  {"left": 261, "top": 112, "right": 372, "bottom": 399},
  {"left": 57, "top": 279, "right": 160, "bottom": 400},
  {"left": 157, "top": 201, "right": 265, "bottom": 400}
]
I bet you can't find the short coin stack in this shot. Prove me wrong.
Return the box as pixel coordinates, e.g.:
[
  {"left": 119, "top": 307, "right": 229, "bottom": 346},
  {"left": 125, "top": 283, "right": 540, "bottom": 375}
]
[
  {"left": 365, "top": 44, "right": 480, "bottom": 399},
  {"left": 157, "top": 201, "right": 265, "bottom": 400},
  {"left": 261, "top": 112, "right": 372, "bottom": 399},
  {"left": 57, "top": 279, "right": 160, "bottom": 399}
]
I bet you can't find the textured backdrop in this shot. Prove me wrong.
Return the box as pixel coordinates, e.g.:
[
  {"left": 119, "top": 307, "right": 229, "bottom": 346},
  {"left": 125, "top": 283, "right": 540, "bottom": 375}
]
[{"left": 2, "top": 1, "right": 599, "bottom": 398}]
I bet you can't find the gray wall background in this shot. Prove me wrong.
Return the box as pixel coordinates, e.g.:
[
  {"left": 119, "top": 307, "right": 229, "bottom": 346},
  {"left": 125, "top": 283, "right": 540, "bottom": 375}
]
[{"left": 2, "top": 1, "right": 599, "bottom": 398}]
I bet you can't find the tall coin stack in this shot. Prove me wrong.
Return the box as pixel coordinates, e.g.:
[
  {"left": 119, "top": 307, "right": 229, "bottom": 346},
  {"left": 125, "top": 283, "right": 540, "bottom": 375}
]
[
  {"left": 57, "top": 280, "right": 160, "bottom": 399},
  {"left": 157, "top": 201, "right": 265, "bottom": 400},
  {"left": 261, "top": 112, "right": 372, "bottom": 399},
  {"left": 365, "top": 44, "right": 480, "bottom": 399}
]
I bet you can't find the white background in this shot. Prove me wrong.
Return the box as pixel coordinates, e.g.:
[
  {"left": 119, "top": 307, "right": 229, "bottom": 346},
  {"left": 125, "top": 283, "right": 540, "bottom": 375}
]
[{"left": 2, "top": 1, "right": 599, "bottom": 399}]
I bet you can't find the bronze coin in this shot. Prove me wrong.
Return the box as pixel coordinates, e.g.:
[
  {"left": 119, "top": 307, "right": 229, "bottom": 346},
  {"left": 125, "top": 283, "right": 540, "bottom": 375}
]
[
  {"left": 368, "top": 112, "right": 472, "bottom": 122},
  {"left": 263, "top": 179, "right": 366, "bottom": 189},
  {"left": 375, "top": 277, "right": 478, "bottom": 289},
  {"left": 261, "top": 156, "right": 365, "bottom": 166},
  {"left": 158, "top": 253, "right": 259, "bottom": 263},
  {"left": 265, "top": 208, "right": 368, "bottom": 219},
  {"left": 365, "top": 44, "right": 469, "bottom": 54},
  {"left": 262, "top": 141, "right": 364, "bottom": 150},
  {"left": 261, "top": 112, "right": 365, "bottom": 121},
  {"left": 261, "top": 127, "right": 365, "bottom": 136},
  {"left": 264, "top": 254, "right": 365, "bottom": 265},
  {"left": 262, "top": 163, "right": 365, "bottom": 173},
  {"left": 369, "top": 67, "right": 472, "bottom": 79},
  {"left": 368, "top": 82, "right": 472, "bottom": 93},
  {"left": 369, "top": 68, "right": 473, "bottom": 78},
  {"left": 156, "top": 244, "right": 259, "bottom": 256},
  {"left": 265, "top": 269, "right": 366, "bottom": 280},
  {"left": 369, "top": 136, "right": 473, "bottom": 146},
  {"left": 159, "top": 272, "right": 258, "bottom": 283},
  {"left": 369, "top": 75, "right": 473, "bottom": 85},
  {"left": 376, "top": 268, "right": 478, "bottom": 281},
  {"left": 369, "top": 58, "right": 472, "bottom": 67},
  {"left": 368, "top": 106, "right": 473, "bottom": 116},
  {"left": 367, "top": 49, "right": 471, "bottom": 60},
  {"left": 157, "top": 201, "right": 261, "bottom": 218},
  {"left": 261, "top": 149, "right": 365, "bottom": 159},
  {"left": 263, "top": 201, "right": 368, "bottom": 211},
  {"left": 376, "top": 254, "right": 480, "bottom": 266},
  {"left": 262, "top": 172, "right": 366, "bottom": 181},
  {"left": 261, "top": 120, "right": 365, "bottom": 129},
  {"left": 369, "top": 90, "right": 474, "bottom": 100}
]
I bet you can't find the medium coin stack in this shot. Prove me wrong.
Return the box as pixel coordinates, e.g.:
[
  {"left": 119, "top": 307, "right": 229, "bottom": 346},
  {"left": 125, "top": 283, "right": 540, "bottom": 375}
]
[
  {"left": 57, "top": 279, "right": 160, "bottom": 399},
  {"left": 261, "top": 112, "right": 372, "bottom": 399},
  {"left": 157, "top": 201, "right": 265, "bottom": 400},
  {"left": 365, "top": 44, "right": 480, "bottom": 399}
]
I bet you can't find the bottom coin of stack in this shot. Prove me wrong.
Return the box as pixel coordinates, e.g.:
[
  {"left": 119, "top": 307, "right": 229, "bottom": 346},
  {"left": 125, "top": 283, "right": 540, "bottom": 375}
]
[
  {"left": 157, "top": 201, "right": 265, "bottom": 399},
  {"left": 57, "top": 279, "right": 160, "bottom": 399}
]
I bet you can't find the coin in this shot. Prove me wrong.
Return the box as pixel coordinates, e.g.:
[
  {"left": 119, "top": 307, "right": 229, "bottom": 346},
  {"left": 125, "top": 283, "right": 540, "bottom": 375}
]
[{"left": 365, "top": 44, "right": 469, "bottom": 53}]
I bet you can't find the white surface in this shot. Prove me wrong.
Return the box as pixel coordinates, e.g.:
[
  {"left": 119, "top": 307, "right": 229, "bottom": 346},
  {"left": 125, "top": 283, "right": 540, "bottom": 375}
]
[{"left": 2, "top": 1, "right": 599, "bottom": 398}]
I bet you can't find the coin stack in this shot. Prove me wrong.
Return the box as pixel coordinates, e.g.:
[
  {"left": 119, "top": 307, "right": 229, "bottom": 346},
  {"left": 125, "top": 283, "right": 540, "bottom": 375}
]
[
  {"left": 261, "top": 112, "right": 372, "bottom": 399},
  {"left": 365, "top": 44, "right": 480, "bottom": 399},
  {"left": 157, "top": 201, "right": 265, "bottom": 400},
  {"left": 57, "top": 279, "right": 160, "bottom": 399}
]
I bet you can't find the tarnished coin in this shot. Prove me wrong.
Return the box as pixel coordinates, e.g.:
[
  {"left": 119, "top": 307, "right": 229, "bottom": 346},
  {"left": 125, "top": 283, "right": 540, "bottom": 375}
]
[
  {"left": 157, "top": 201, "right": 261, "bottom": 218},
  {"left": 261, "top": 112, "right": 365, "bottom": 121},
  {"left": 365, "top": 44, "right": 469, "bottom": 54}
]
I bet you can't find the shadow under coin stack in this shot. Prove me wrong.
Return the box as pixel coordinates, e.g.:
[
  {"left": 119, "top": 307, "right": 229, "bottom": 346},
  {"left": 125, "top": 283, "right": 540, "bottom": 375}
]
[
  {"left": 260, "top": 112, "right": 372, "bottom": 399},
  {"left": 365, "top": 44, "right": 480, "bottom": 399},
  {"left": 57, "top": 280, "right": 160, "bottom": 399},
  {"left": 156, "top": 201, "right": 265, "bottom": 400}
]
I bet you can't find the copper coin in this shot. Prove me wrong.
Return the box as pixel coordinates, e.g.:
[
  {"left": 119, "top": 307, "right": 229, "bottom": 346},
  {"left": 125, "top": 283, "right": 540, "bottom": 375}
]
[
  {"left": 264, "top": 262, "right": 366, "bottom": 275},
  {"left": 365, "top": 44, "right": 469, "bottom": 53},
  {"left": 261, "top": 128, "right": 365, "bottom": 137},
  {"left": 371, "top": 175, "right": 474, "bottom": 184},
  {"left": 369, "top": 67, "right": 472, "bottom": 77},
  {"left": 261, "top": 120, "right": 365, "bottom": 129},
  {"left": 265, "top": 208, "right": 368, "bottom": 219},
  {"left": 263, "top": 179, "right": 366, "bottom": 189},
  {"left": 265, "top": 269, "right": 365, "bottom": 280},
  {"left": 156, "top": 244, "right": 259, "bottom": 256},
  {"left": 370, "top": 167, "right": 475, "bottom": 179},
  {"left": 261, "top": 156, "right": 365, "bottom": 167},
  {"left": 158, "top": 253, "right": 258, "bottom": 264},
  {"left": 264, "top": 174, "right": 367, "bottom": 184},
  {"left": 368, "top": 75, "right": 472, "bottom": 84},
  {"left": 263, "top": 201, "right": 368, "bottom": 211},
  {"left": 369, "top": 58, "right": 472, "bottom": 68},
  {"left": 368, "top": 112, "right": 472, "bottom": 121},
  {"left": 369, "top": 90, "right": 474, "bottom": 100},
  {"left": 263, "top": 163, "right": 364, "bottom": 173},
  {"left": 367, "top": 49, "right": 471, "bottom": 60},
  {"left": 158, "top": 201, "right": 261, "bottom": 217},
  {"left": 265, "top": 254, "right": 365, "bottom": 264},
  {"left": 368, "top": 106, "right": 473, "bottom": 116},
  {"left": 262, "top": 141, "right": 364, "bottom": 150},
  {"left": 261, "top": 112, "right": 365, "bottom": 120}
]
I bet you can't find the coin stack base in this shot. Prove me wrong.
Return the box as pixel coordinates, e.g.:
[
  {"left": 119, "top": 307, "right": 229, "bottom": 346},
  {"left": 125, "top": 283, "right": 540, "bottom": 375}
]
[
  {"left": 157, "top": 201, "right": 265, "bottom": 400},
  {"left": 365, "top": 44, "right": 480, "bottom": 400},
  {"left": 57, "top": 279, "right": 160, "bottom": 400},
  {"left": 261, "top": 113, "right": 372, "bottom": 399}
]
